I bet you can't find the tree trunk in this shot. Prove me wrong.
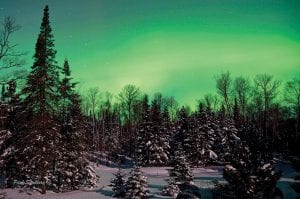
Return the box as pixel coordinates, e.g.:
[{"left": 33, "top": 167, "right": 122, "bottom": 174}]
[{"left": 41, "top": 179, "right": 46, "bottom": 194}]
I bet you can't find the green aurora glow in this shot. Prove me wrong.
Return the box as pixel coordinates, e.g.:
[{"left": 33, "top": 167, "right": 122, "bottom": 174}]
[{"left": 1, "top": 0, "right": 300, "bottom": 106}]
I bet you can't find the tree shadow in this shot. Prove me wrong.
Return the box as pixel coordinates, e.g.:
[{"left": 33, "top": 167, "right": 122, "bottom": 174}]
[{"left": 95, "top": 187, "right": 113, "bottom": 197}]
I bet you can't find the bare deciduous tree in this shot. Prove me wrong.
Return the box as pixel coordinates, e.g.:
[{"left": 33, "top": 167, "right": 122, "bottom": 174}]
[
  {"left": 164, "top": 96, "right": 179, "bottom": 122},
  {"left": 118, "top": 84, "right": 141, "bottom": 156},
  {"left": 285, "top": 75, "right": 300, "bottom": 136},
  {"left": 87, "top": 87, "right": 101, "bottom": 149},
  {"left": 254, "top": 74, "right": 280, "bottom": 138},
  {"left": 233, "top": 76, "right": 251, "bottom": 120},
  {"left": 0, "top": 17, "right": 25, "bottom": 70},
  {"left": 216, "top": 71, "right": 232, "bottom": 115}
]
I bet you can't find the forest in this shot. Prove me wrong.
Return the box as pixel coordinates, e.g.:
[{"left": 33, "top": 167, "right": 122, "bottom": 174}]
[{"left": 0, "top": 5, "right": 300, "bottom": 199}]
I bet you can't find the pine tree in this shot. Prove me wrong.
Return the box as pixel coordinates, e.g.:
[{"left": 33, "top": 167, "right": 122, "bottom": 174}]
[
  {"left": 23, "top": 5, "right": 59, "bottom": 115},
  {"left": 60, "top": 59, "right": 76, "bottom": 120},
  {"left": 56, "top": 59, "right": 97, "bottom": 191},
  {"left": 136, "top": 95, "right": 152, "bottom": 165},
  {"left": 222, "top": 124, "right": 281, "bottom": 198},
  {"left": 233, "top": 97, "right": 241, "bottom": 126},
  {"left": 169, "top": 145, "right": 193, "bottom": 183},
  {"left": 198, "top": 102, "right": 205, "bottom": 116},
  {"left": 1, "top": 6, "right": 97, "bottom": 193},
  {"left": 186, "top": 112, "right": 219, "bottom": 166},
  {"left": 14, "top": 6, "right": 61, "bottom": 193},
  {"left": 125, "top": 165, "right": 149, "bottom": 199},
  {"left": 218, "top": 104, "right": 226, "bottom": 120},
  {"left": 148, "top": 99, "right": 169, "bottom": 166},
  {"left": 161, "top": 177, "right": 180, "bottom": 198},
  {"left": 106, "top": 122, "right": 121, "bottom": 162},
  {"left": 136, "top": 96, "right": 170, "bottom": 166},
  {"left": 0, "top": 80, "right": 24, "bottom": 187},
  {"left": 172, "top": 107, "right": 189, "bottom": 155},
  {"left": 111, "top": 167, "right": 126, "bottom": 198},
  {"left": 217, "top": 119, "right": 241, "bottom": 163}
]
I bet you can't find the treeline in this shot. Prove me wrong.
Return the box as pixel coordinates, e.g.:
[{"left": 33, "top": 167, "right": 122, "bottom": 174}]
[{"left": 78, "top": 71, "right": 300, "bottom": 160}]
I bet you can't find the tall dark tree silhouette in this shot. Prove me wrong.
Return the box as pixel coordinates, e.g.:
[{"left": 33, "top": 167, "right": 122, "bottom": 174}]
[
  {"left": 23, "top": 5, "right": 59, "bottom": 115},
  {"left": 60, "top": 59, "right": 76, "bottom": 125},
  {"left": 18, "top": 6, "right": 60, "bottom": 194},
  {"left": 56, "top": 59, "right": 97, "bottom": 191}
]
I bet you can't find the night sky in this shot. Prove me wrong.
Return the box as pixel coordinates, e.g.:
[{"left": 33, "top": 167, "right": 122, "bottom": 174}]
[{"left": 1, "top": 0, "right": 300, "bottom": 106}]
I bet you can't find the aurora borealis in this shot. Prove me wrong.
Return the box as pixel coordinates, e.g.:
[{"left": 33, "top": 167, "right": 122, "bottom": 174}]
[{"left": 1, "top": 0, "right": 300, "bottom": 106}]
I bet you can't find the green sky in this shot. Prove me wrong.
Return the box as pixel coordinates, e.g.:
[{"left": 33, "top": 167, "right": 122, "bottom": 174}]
[{"left": 1, "top": 0, "right": 300, "bottom": 106}]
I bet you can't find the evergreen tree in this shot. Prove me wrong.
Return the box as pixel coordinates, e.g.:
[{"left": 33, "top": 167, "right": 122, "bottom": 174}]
[
  {"left": 23, "top": 5, "right": 59, "bottom": 115},
  {"left": 13, "top": 6, "right": 61, "bottom": 193},
  {"left": 161, "top": 177, "right": 180, "bottom": 198},
  {"left": 198, "top": 102, "right": 205, "bottom": 116},
  {"left": 1, "top": 6, "right": 97, "bottom": 193},
  {"left": 106, "top": 122, "right": 121, "bottom": 162},
  {"left": 217, "top": 119, "right": 241, "bottom": 163},
  {"left": 222, "top": 124, "right": 281, "bottom": 198},
  {"left": 136, "top": 95, "right": 152, "bottom": 165},
  {"left": 148, "top": 99, "right": 169, "bottom": 166},
  {"left": 218, "top": 104, "right": 226, "bottom": 120},
  {"left": 186, "top": 112, "right": 219, "bottom": 166},
  {"left": 233, "top": 97, "right": 241, "bottom": 126},
  {"left": 60, "top": 59, "right": 76, "bottom": 120},
  {"left": 136, "top": 96, "right": 170, "bottom": 166},
  {"left": 56, "top": 59, "right": 97, "bottom": 191},
  {"left": 125, "top": 165, "right": 149, "bottom": 199},
  {"left": 169, "top": 145, "right": 193, "bottom": 183},
  {"left": 111, "top": 167, "right": 126, "bottom": 198},
  {"left": 0, "top": 80, "right": 24, "bottom": 187},
  {"left": 172, "top": 107, "right": 189, "bottom": 155}
]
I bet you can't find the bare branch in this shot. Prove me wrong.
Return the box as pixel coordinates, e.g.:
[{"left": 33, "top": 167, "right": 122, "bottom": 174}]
[{"left": 0, "top": 16, "right": 25, "bottom": 71}]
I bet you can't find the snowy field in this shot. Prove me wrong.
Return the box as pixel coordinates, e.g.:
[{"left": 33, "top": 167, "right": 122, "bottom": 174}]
[{"left": 1, "top": 161, "right": 299, "bottom": 199}]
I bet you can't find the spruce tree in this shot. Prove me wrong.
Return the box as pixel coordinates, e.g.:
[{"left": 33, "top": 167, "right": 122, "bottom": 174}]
[
  {"left": 136, "top": 95, "right": 169, "bottom": 166},
  {"left": 222, "top": 124, "right": 281, "bottom": 198},
  {"left": 148, "top": 99, "right": 169, "bottom": 166},
  {"left": 23, "top": 5, "right": 59, "bottom": 115},
  {"left": 56, "top": 59, "right": 97, "bottom": 191},
  {"left": 125, "top": 165, "right": 149, "bottom": 199},
  {"left": 172, "top": 107, "right": 189, "bottom": 155},
  {"left": 111, "top": 167, "right": 126, "bottom": 198},
  {"left": 106, "top": 122, "right": 121, "bottom": 162},
  {"left": 17, "top": 5, "right": 60, "bottom": 193},
  {"left": 169, "top": 145, "right": 193, "bottom": 183},
  {"left": 136, "top": 95, "right": 152, "bottom": 165},
  {"left": 161, "top": 177, "right": 180, "bottom": 198},
  {"left": 186, "top": 112, "right": 219, "bottom": 166},
  {"left": 1, "top": 6, "right": 97, "bottom": 193},
  {"left": 0, "top": 80, "right": 24, "bottom": 187},
  {"left": 233, "top": 97, "right": 241, "bottom": 126}
]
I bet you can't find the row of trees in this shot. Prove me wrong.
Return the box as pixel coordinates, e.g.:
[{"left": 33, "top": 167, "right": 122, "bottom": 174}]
[
  {"left": 109, "top": 120, "right": 281, "bottom": 198},
  {"left": 77, "top": 72, "right": 299, "bottom": 161}
]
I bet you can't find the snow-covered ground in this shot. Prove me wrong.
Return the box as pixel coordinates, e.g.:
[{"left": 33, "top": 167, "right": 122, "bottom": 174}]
[{"left": 1, "top": 161, "right": 299, "bottom": 199}]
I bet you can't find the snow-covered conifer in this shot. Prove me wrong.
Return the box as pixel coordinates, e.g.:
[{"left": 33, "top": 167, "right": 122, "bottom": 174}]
[
  {"left": 161, "top": 178, "right": 180, "bottom": 198},
  {"left": 222, "top": 124, "right": 281, "bottom": 198},
  {"left": 125, "top": 165, "right": 149, "bottom": 199},
  {"left": 111, "top": 167, "right": 126, "bottom": 198},
  {"left": 169, "top": 145, "right": 193, "bottom": 183}
]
